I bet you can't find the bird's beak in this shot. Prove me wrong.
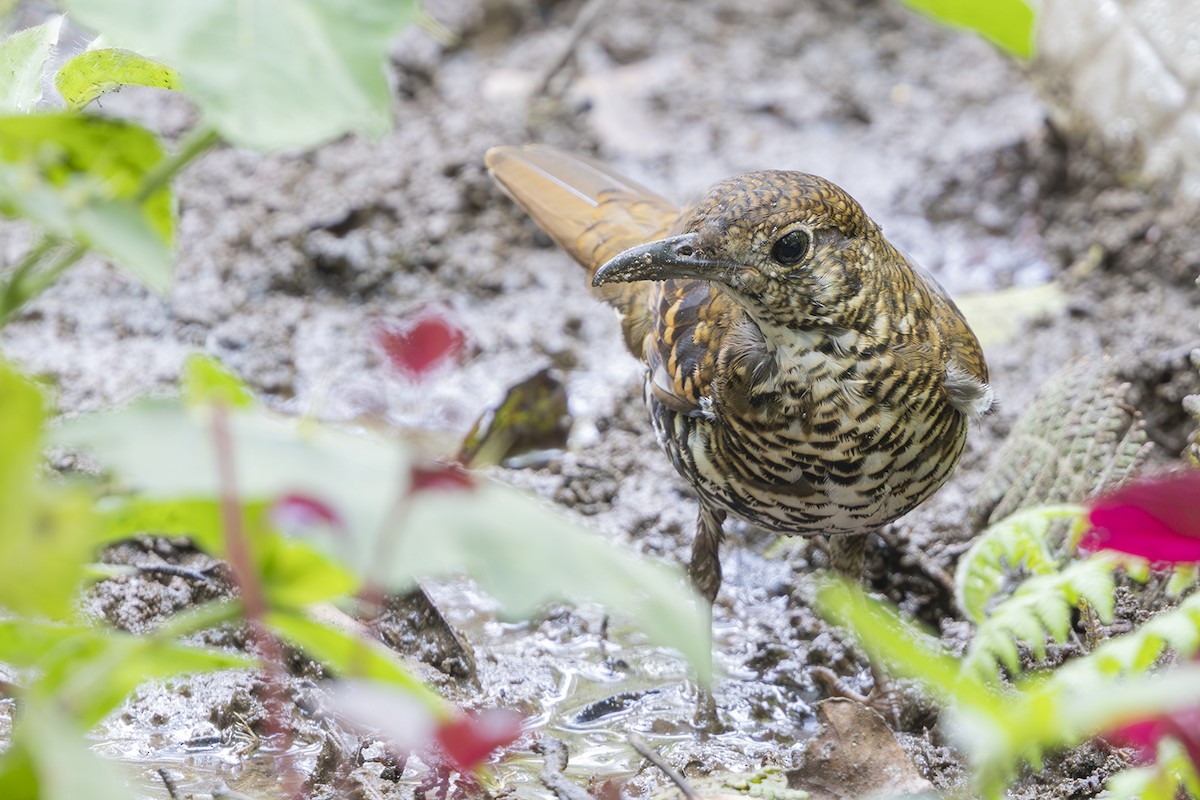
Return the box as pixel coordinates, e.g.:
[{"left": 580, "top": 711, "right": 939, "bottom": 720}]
[{"left": 592, "top": 233, "right": 732, "bottom": 286}]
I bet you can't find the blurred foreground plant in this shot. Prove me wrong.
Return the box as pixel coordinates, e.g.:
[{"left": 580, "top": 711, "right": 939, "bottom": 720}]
[
  {"left": 818, "top": 471, "right": 1200, "bottom": 799},
  {"left": 0, "top": 0, "right": 423, "bottom": 324},
  {"left": 0, "top": 350, "right": 708, "bottom": 799}
]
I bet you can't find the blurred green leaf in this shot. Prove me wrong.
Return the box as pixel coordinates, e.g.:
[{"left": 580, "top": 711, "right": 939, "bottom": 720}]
[
  {"left": 34, "top": 629, "right": 252, "bottom": 727},
  {"left": 182, "top": 353, "right": 255, "bottom": 409},
  {"left": 54, "top": 399, "right": 408, "bottom": 554},
  {"left": 956, "top": 283, "right": 1067, "bottom": 348},
  {"left": 0, "top": 363, "right": 95, "bottom": 620},
  {"left": 97, "top": 496, "right": 359, "bottom": 607},
  {"left": 0, "top": 16, "right": 62, "bottom": 112},
  {"left": 62, "top": 0, "right": 420, "bottom": 151},
  {"left": 395, "top": 482, "right": 712, "bottom": 683},
  {"left": 266, "top": 608, "right": 446, "bottom": 714},
  {"left": 0, "top": 361, "right": 42, "bottom": 530},
  {"left": 54, "top": 47, "right": 181, "bottom": 109},
  {"left": 897, "top": 0, "right": 1036, "bottom": 59},
  {"left": 0, "top": 113, "right": 173, "bottom": 290},
  {"left": 0, "top": 620, "right": 85, "bottom": 667},
  {"left": 56, "top": 397, "right": 711, "bottom": 680},
  {"left": 1, "top": 702, "right": 132, "bottom": 800}
]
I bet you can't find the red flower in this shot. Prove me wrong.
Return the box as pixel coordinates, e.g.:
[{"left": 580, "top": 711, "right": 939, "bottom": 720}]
[
  {"left": 374, "top": 312, "right": 465, "bottom": 379},
  {"left": 1081, "top": 471, "right": 1200, "bottom": 563},
  {"left": 433, "top": 709, "right": 523, "bottom": 771}
]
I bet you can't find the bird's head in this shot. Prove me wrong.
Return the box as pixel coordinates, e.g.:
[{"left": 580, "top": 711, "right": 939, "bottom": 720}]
[{"left": 591, "top": 170, "right": 902, "bottom": 332}]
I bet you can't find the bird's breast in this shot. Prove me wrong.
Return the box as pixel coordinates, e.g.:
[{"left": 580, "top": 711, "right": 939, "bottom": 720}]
[{"left": 645, "top": 333, "right": 969, "bottom": 537}]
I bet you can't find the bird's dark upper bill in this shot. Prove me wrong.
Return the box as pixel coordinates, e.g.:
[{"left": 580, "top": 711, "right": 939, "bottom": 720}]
[{"left": 592, "top": 234, "right": 731, "bottom": 286}]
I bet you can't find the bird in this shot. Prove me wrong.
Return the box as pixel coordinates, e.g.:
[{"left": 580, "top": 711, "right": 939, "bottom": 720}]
[{"left": 485, "top": 144, "right": 993, "bottom": 606}]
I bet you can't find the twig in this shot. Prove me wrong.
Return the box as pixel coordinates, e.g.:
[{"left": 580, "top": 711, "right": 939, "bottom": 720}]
[
  {"left": 156, "top": 768, "right": 181, "bottom": 800},
  {"left": 534, "top": 0, "right": 613, "bottom": 96},
  {"left": 534, "top": 738, "right": 597, "bottom": 800},
  {"left": 136, "top": 125, "right": 221, "bottom": 204},
  {"left": 628, "top": 733, "right": 698, "bottom": 800}
]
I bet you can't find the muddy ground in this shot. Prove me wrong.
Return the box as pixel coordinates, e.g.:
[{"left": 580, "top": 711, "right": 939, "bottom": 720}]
[{"left": 3, "top": 0, "right": 1200, "bottom": 798}]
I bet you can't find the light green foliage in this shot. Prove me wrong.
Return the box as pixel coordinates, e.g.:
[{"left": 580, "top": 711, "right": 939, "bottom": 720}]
[
  {"left": 818, "top": 579, "right": 1200, "bottom": 799},
  {"left": 398, "top": 481, "right": 711, "bottom": 681},
  {"left": 0, "top": 113, "right": 173, "bottom": 291},
  {"left": 1054, "top": 592, "right": 1200, "bottom": 681},
  {"left": 0, "top": 15, "right": 62, "bottom": 112},
  {"left": 0, "top": 702, "right": 137, "bottom": 800},
  {"left": 55, "top": 367, "right": 712, "bottom": 682},
  {"left": 0, "top": 363, "right": 94, "bottom": 619},
  {"left": 820, "top": 501, "right": 1200, "bottom": 799},
  {"left": 962, "top": 554, "right": 1117, "bottom": 680},
  {"left": 265, "top": 610, "right": 446, "bottom": 714},
  {"left": 182, "top": 353, "right": 256, "bottom": 408},
  {"left": 54, "top": 47, "right": 181, "bottom": 109},
  {"left": 1107, "top": 739, "right": 1200, "bottom": 800},
  {"left": 0, "top": 366, "right": 256, "bottom": 799},
  {"left": 955, "top": 504, "right": 1087, "bottom": 623},
  {"left": 62, "top": 0, "right": 420, "bottom": 151},
  {"left": 896, "top": 0, "right": 1036, "bottom": 58}
]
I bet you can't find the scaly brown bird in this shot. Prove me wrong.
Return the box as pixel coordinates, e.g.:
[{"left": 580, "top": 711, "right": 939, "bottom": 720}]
[{"left": 486, "top": 145, "right": 993, "bottom": 604}]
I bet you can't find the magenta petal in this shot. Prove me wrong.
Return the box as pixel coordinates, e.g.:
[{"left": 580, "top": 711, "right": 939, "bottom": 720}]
[
  {"left": 409, "top": 463, "right": 475, "bottom": 494},
  {"left": 374, "top": 313, "right": 465, "bottom": 379},
  {"left": 271, "top": 493, "right": 344, "bottom": 534},
  {"left": 434, "top": 710, "right": 523, "bottom": 771},
  {"left": 1084, "top": 472, "right": 1200, "bottom": 563},
  {"left": 1107, "top": 718, "right": 1163, "bottom": 764}
]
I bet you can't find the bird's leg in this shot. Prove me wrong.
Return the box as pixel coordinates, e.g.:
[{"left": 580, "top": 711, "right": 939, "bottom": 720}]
[
  {"left": 688, "top": 504, "right": 727, "bottom": 606},
  {"left": 688, "top": 503, "right": 726, "bottom": 733},
  {"left": 820, "top": 530, "right": 904, "bottom": 727},
  {"left": 826, "top": 531, "right": 869, "bottom": 577}
]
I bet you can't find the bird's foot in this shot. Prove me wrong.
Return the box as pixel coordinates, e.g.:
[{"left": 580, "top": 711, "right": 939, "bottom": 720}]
[{"left": 810, "top": 663, "right": 904, "bottom": 729}]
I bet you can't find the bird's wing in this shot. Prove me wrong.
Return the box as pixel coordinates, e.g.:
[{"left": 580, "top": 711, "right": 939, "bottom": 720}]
[{"left": 487, "top": 144, "right": 746, "bottom": 412}]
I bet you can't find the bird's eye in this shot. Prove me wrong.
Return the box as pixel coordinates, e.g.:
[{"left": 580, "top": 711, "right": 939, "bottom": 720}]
[{"left": 770, "top": 230, "right": 810, "bottom": 266}]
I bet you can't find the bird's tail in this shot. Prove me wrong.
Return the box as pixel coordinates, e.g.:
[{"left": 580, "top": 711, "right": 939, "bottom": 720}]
[{"left": 486, "top": 145, "right": 674, "bottom": 356}]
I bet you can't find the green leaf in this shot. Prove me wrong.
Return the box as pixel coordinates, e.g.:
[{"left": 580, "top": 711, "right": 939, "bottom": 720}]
[
  {"left": 62, "top": 0, "right": 420, "bottom": 151},
  {"left": 54, "top": 399, "right": 409, "bottom": 552},
  {"left": 33, "top": 629, "right": 252, "bottom": 727},
  {"left": 393, "top": 481, "right": 712, "bottom": 683},
  {"left": 56, "top": 398, "right": 711, "bottom": 680},
  {"left": 2, "top": 702, "right": 133, "bottom": 800},
  {"left": 0, "top": 361, "right": 42, "bottom": 526},
  {"left": 896, "top": 0, "right": 1037, "bottom": 59},
  {"left": 0, "top": 16, "right": 62, "bottom": 112},
  {"left": 954, "top": 504, "right": 1087, "bottom": 624},
  {"left": 97, "top": 496, "right": 358, "bottom": 607},
  {"left": 0, "top": 363, "right": 96, "bottom": 620},
  {"left": 265, "top": 608, "right": 446, "bottom": 714},
  {"left": 0, "top": 113, "right": 173, "bottom": 290},
  {"left": 0, "top": 620, "right": 85, "bottom": 667},
  {"left": 54, "top": 47, "right": 181, "bottom": 109},
  {"left": 962, "top": 555, "right": 1117, "bottom": 681},
  {"left": 182, "top": 353, "right": 255, "bottom": 408}
]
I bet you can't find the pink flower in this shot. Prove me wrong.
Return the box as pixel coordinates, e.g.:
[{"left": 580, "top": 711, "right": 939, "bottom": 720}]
[
  {"left": 1081, "top": 471, "right": 1200, "bottom": 563},
  {"left": 374, "top": 312, "right": 465, "bottom": 379},
  {"left": 433, "top": 709, "right": 523, "bottom": 771}
]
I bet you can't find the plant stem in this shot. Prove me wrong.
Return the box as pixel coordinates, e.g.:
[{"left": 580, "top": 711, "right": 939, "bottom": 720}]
[
  {"left": 0, "top": 239, "right": 84, "bottom": 326},
  {"left": 135, "top": 124, "right": 221, "bottom": 204}
]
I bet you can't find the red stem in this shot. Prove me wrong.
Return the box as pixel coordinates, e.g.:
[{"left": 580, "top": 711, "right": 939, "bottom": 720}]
[{"left": 210, "top": 402, "right": 306, "bottom": 799}]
